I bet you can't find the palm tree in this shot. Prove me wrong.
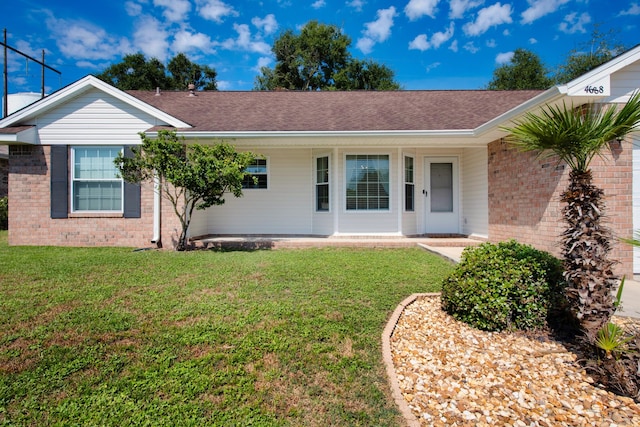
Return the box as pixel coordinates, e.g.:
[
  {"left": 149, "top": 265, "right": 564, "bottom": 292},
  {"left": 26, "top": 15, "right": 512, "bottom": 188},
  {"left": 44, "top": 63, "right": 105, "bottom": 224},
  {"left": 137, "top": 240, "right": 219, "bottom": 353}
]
[{"left": 503, "top": 91, "right": 640, "bottom": 342}]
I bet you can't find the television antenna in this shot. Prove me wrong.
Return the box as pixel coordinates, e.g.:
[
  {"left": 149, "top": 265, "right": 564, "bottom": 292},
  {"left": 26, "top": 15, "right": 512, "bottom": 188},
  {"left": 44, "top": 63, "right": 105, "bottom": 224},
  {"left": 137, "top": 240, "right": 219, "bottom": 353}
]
[{"left": 1, "top": 28, "right": 61, "bottom": 118}]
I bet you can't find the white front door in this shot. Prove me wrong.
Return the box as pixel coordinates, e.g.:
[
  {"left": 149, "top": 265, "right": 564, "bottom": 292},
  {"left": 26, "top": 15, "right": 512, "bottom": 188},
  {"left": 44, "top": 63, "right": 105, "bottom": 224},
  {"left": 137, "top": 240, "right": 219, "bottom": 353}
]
[{"left": 424, "top": 157, "right": 459, "bottom": 234}]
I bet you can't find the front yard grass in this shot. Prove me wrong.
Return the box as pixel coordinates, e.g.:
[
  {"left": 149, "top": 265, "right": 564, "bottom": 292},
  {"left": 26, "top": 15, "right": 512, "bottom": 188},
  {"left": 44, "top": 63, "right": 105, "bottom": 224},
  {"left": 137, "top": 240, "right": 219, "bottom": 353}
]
[{"left": 0, "top": 231, "right": 453, "bottom": 426}]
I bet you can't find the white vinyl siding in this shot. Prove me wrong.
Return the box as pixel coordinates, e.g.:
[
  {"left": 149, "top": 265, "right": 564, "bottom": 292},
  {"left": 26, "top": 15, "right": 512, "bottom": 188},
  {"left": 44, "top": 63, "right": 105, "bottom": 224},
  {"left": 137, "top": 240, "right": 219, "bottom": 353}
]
[
  {"left": 610, "top": 62, "right": 640, "bottom": 101},
  {"left": 31, "top": 88, "right": 168, "bottom": 146},
  {"left": 193, "top": 148, "right": 313, "bottom": 236},
  {"left": 461, "top": 147, "right": 488, "bottom": 237}
]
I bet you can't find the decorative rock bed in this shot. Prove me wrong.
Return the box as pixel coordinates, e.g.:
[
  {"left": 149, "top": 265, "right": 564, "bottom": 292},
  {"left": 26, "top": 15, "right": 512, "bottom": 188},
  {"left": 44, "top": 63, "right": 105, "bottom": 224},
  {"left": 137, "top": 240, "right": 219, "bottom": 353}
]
[{"left": 386, "top": 294, "right": 640, "bottom": 427}]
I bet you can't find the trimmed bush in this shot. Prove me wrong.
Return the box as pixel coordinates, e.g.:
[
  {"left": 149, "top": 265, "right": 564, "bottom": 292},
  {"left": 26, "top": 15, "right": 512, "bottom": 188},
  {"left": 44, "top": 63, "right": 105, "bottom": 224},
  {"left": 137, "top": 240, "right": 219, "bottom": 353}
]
[
  {"left": 441, "top": 240, "right": 566, "bottom": 332},
  {"left": 0, "top": 196, "right": 7, "bottom": 230}
]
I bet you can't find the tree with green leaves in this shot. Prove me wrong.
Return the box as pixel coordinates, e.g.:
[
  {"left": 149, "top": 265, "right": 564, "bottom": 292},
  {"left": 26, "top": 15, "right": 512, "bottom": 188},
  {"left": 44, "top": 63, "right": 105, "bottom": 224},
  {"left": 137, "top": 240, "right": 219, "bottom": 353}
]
[
  {"left": 167, "top": 53, "right": 218, "bottom": 91},
  {"left": 487, "top": 48, "right": 553, "bottom": 90},
  {"left": 96, "top": 53, "right": 170, "bottom": 90},
  {"left": 503, "top": 92, "right": 640, "bottom": 342},
  {"left": 115, "top": 131, "right": 256, "bottom": 251},
  {"left": 554, "top": 26, "right": 627, "bottom": 85},
  {"left": 334, "top": 59, "right": 401, "bottom": 91},
  {"left": 97, "top": 53, "right": 217, "bottom": 91},
  {"left": 255, "top": 21, "right": 400, "bottom": 91}
]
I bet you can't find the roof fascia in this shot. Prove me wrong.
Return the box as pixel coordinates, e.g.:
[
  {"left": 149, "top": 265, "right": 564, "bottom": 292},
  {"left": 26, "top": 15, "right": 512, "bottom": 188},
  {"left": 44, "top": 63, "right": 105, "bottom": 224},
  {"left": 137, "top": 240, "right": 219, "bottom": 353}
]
[
  {"left": 0, "top": 75, "right": 191, "bottom": 129},
  {"left": 563, "top": 44, "right": 640, "bottom": 97},
  {"left": 149, "top": 129, "right": 478, "bottom": 140}
]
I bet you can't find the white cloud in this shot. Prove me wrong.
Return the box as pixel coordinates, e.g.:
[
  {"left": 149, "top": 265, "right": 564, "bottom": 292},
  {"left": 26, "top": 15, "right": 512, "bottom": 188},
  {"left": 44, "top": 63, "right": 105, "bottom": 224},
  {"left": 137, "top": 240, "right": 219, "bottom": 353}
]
[
  {"left": 253, "top": 56, "right": 272, "bottom": 72},
  {"left": 409, "top": 21, "right": 455, "bottom": 51},
  {"left": 133, "top": 15, "right": 170, "bottom": 60},
  {"left": 312, "top": 0, "right": 326, "bottom": 9},
  {"left": 405, "top": 0, "right": 440, "bottom": 21},
  {"left": 425, "top": 62, "right": 441, "bottom": 72},
  {"left": 619, "top": 3, "right": 640, "bottom": 16},
  {"left": 154, "top": 0, "right": 191, "bottom": 22},
  {"left": 75, "top": 60, "right": 101, "bottom": 69},
  {"left": 357, "top": 6, "right": 397, "bottom": 54},
  {"left": 252, "top": 14, "right": 278, "bottom": 35},
  {"left": 559, "top": 12, "right": 590, "bottom": 34},
  {"left": 197, "top": 0, "right": 238, "bottom": 23},
  {"left": 172, "top": 30, "right": 214, "bottom": 53},
  {"left": 125, "top": 1, "right": 143, "bottom": 16},
  {"left": 486, "top": 38, "right": 496, "bottom": 47},
  {"left": 521, "top": 0, "right": 569, "bottom": 25},
  {"left": 216, "top": 80, "right": 232, "bottom": 90},
  {"left": 220, "top": 23, "right": 272, "bottom": 54},
  {"left": 347, "top": 0, "right": 366, "bottom": 12},
  {"left": 356, "top": 37, "right": 375, "bottom": 54},
  {"left": 449, "top": 40, "right": 459, "bottom": 52},
  {"left": 464, "top": 41, "right": 479, "bottom": 53},
  {"left": 463, "top": 2, "right": 513, "bottom": 36},
  {"left": 529, "top": 37, "right": 538, "bottom": 44},
  {"left": 449, "top": 0, "right": 484, "bottom": 20},
  {"left": 495, "top": 51, "right": 514, "bottom": 64},
  {"left": 45, "top": 13, "right": 132, "bottom": 61},
  {"left": 408, "top": 34, "right": 429, "bottom": 51}
]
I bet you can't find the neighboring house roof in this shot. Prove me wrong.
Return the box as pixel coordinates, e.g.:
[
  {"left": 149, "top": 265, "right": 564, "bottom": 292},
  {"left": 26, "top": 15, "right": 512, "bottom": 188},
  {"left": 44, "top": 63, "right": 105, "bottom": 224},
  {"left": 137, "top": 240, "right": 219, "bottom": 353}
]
[{"left": 128, "top": 89, "right": 544, "bottom": 133}]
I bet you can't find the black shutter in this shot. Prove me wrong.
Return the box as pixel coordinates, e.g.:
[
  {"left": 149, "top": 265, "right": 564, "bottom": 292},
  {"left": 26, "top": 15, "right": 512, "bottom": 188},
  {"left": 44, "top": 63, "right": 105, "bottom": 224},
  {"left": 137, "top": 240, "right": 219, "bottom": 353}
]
[
  {"left": 123, "top": 146, "right": 141, "bottom": 218},
  {"left": 50, "top": 145, "right": 68, "bottom": 219}
]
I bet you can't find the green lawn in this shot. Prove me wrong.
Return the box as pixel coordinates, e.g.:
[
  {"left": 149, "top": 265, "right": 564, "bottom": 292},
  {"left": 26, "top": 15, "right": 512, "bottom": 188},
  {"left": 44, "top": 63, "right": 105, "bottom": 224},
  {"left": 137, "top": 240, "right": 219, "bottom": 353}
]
[{"left": 0, "top": 231, "right": 452, "bottom": 426}]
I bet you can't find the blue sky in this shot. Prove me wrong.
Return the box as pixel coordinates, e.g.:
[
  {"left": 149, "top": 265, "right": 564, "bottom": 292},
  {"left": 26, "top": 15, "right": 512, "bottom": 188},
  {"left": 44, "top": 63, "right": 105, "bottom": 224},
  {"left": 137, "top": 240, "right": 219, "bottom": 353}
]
[{"left": 1, "top": 0, "right": 639, "bottom": 97}]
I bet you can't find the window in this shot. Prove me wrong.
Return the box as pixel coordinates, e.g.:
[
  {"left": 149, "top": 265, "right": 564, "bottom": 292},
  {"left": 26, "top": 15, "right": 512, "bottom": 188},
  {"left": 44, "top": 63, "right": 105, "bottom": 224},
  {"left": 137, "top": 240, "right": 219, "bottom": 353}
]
[
  {"left": 316, "top": 156, "right": 329, "bottom": 211},
  {"left": 242, "top": 158, "right": 268, "bottom": 189},
  {"left": 404, "top": 156, "right": 414, "bottom": 211},
  {"left": 71, "top": 146, "right": 122, "bottom": 212},
  {"left": 345, "top": 154, "right": 389, "bottom": 211}
]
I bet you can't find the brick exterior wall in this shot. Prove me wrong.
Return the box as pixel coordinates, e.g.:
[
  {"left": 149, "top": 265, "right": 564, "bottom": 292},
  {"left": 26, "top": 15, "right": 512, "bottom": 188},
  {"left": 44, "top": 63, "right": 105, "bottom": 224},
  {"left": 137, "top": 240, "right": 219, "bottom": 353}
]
[
  {"left": 488, "top": 138, "right": 633, "bottom": 278},
  {"left": 8, "top": 145, "right": 182, "bottom": 248}
]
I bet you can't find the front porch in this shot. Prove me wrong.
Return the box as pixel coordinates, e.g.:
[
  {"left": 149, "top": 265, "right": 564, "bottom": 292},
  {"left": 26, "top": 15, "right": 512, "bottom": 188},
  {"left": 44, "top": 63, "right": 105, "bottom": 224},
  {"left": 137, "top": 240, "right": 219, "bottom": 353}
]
[{"left": 191, "top": 234, "right": 484, "bottom": 260}]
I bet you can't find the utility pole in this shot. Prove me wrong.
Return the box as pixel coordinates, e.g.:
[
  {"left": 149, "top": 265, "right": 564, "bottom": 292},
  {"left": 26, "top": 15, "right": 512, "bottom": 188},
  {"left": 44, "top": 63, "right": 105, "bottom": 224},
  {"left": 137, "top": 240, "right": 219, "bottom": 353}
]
[{"left": 1, "top": 28, "right": 61, "bottom": 118}]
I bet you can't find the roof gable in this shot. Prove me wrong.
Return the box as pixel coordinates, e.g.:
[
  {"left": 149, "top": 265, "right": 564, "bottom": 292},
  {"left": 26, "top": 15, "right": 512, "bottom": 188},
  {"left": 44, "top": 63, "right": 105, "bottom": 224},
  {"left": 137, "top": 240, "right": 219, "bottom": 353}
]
[
  {"left": 561, "top": 44, "right": 640, "bottom": 100},
  {"left": 0, "top": 75, "right": 190, "bottom": 129}
]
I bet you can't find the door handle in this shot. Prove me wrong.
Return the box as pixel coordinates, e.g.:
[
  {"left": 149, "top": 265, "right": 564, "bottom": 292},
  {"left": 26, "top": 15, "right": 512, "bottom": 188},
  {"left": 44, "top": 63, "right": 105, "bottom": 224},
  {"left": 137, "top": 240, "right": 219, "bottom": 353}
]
[{"left": 422, "top": 189, "right": 428, "bottom": 196}]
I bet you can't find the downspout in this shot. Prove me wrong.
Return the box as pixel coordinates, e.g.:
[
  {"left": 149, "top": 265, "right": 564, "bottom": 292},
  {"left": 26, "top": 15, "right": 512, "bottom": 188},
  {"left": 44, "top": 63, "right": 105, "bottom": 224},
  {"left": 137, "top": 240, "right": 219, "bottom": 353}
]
[{"left": 151, "top": 174, "right": 162, "bottom": 247}]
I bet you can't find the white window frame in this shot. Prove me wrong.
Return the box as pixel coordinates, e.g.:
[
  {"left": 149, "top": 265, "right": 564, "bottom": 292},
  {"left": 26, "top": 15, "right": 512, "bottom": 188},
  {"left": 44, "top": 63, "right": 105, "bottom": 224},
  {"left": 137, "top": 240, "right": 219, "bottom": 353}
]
[
  {"left": 344, "top": 153, "right": 391, "bottom": 212},
  {"left": 242, "top": 157, "right": 269, "bottom": 190},
  {"left": 404, "top": 155, "right": 415, "bottom": 212},
  {"left": 315, "top": 154, "right": 330, "bottom": 212},
  {"left": 70, "top": 146, "right": 124, "bottom": 213}
]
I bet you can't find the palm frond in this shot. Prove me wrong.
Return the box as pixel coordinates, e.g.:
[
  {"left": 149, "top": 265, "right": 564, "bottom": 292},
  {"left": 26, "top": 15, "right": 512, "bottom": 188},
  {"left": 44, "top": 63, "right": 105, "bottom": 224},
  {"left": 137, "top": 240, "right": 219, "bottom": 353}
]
[{"left": 502, "top": 91, "right": 640, "bottom": 173}]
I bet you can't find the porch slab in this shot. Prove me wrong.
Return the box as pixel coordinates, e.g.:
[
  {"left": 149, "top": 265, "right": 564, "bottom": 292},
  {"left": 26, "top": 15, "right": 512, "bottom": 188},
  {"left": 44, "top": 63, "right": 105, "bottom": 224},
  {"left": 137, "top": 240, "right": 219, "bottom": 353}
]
[{"left": 192, "top": 235, "right": 484, "bottom": 252}]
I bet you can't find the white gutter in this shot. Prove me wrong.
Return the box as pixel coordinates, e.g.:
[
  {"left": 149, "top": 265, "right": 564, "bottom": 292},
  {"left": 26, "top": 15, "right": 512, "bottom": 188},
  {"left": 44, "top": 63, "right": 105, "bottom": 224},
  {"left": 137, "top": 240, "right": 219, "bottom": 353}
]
[
  {"left": 151, "top": 174, "right": 161, "bottom": 247},
  {"left": 145, "top": 129, "right": 477, "bottom": 139}
]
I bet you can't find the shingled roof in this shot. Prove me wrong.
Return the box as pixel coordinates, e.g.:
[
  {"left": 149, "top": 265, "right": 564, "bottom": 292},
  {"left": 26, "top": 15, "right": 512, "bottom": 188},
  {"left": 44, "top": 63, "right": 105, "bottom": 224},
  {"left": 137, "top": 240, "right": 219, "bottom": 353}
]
[{"left": 127, "top": 90, "right": 544, "bottom": 132}]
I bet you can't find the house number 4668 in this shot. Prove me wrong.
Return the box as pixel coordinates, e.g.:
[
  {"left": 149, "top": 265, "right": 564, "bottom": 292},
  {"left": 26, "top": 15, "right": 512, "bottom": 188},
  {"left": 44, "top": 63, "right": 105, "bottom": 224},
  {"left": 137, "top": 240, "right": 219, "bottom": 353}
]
[{"left": 584, "top": 85, "right": 605, "bottom": 94}]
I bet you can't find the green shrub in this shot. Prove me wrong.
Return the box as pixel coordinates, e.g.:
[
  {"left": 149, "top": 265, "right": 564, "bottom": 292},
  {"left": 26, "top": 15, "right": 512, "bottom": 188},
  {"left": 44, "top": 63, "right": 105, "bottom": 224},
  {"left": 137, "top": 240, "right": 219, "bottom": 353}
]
[
  {"left": 0, "top": 196, "right": 7, "bottom": 230},
  {"left": 440, "top": 240, "right": 566, "bottom": 332}
]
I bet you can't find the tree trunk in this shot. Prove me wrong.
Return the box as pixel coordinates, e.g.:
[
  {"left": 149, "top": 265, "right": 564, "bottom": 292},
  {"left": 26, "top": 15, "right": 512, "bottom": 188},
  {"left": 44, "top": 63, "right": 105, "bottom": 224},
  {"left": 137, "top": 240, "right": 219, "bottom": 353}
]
[{"left": 561, "top": 169, "right": 617, "bottom": 342}]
